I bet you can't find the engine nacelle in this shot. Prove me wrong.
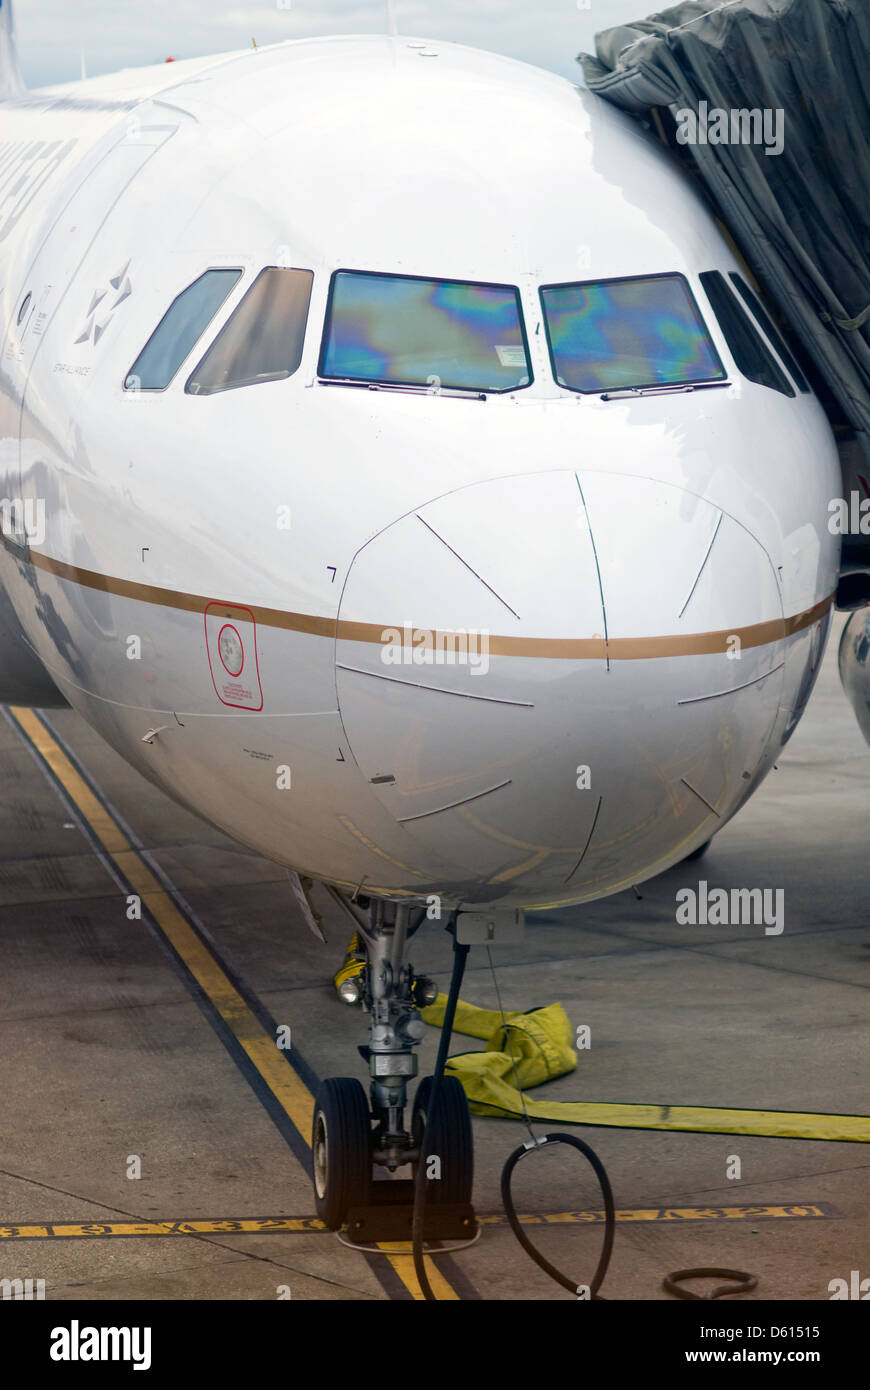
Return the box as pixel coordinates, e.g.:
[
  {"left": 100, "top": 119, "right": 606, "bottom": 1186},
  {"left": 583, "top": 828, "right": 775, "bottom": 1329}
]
[{"left": 839, "top": 609, "right": 870, "bottom": 747}]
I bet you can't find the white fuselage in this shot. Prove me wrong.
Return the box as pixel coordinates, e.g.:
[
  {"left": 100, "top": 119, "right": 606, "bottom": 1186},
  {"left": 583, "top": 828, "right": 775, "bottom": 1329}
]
[{"left": 0, "top": 35, "right": 840, "bottom": 909}]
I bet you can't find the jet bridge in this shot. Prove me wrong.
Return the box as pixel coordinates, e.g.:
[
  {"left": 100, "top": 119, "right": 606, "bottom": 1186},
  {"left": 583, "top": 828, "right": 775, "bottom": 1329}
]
[{"left": 579, "top": 0, "right": 870, "bottom": 596}]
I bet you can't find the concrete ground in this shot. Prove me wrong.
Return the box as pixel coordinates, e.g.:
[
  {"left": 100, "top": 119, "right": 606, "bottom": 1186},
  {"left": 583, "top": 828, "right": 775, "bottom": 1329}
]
[{"left": 0, "top": 615, "right": 868, "bottom": 1301}]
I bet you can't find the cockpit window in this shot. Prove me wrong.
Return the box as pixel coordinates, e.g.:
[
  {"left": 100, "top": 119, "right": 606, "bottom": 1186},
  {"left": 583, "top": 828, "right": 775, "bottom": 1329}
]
[
  {"left": 699, "top": 271, "right": 794, "bottom": 397},
  {"left": 728, "top": 272, "right": 810, "bottom": 393},
  {"left": 186, "top": 267, "right": 314, "bottom": 395},
  {"left": 540, "top": 273, "right": 726, "bottom": 394},
  {"left": 319, "top": 270, "right": 532, "bottom": 393},
  {"left": 125, "top": 269, "right": 242, "bottom": 391}
]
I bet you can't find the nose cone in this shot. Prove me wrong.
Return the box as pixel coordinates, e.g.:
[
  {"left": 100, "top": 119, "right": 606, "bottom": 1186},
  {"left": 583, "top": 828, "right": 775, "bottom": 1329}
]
[{"left": 335, "top": 470, "right": 786, "bottom": 905}]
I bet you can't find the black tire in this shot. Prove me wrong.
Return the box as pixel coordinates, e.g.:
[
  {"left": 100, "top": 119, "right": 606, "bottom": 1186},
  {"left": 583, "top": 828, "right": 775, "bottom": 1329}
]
[
  {"left": 412, "top": 1074, "right": 473, "bottom": 1205},
  {"left": 311, "top": 1077, "right": 373, "bottom": 1229},
  {"left": 685, "top": 837, "right": 712, "bottom": 862}
]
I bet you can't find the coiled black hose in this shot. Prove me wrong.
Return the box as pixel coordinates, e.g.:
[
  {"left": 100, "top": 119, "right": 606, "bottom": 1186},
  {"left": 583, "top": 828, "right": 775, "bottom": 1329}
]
[
  {"left": 412, "top": 930, "right": 754, "bottom": 1303},
  {"left": 501, "top": 1132, "right": 616, "bottom": 1298}
]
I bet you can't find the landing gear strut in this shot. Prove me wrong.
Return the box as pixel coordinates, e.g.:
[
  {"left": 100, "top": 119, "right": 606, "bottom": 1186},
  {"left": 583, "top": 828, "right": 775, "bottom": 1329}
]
[{"left": 311, "top": 899, "right": 473, "bottom": 1233}]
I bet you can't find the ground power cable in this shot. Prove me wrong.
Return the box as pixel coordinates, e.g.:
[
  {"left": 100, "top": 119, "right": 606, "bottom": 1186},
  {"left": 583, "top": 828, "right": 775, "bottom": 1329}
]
[
  {"left": 487, "top": 942, "right": 616, "bottom": 1299},
  {"left": 414, "top": 936, "right": 758, "bottom": 1301},
  {"left": 411, "top": 919, "right": 470, "bottom": 1301}
]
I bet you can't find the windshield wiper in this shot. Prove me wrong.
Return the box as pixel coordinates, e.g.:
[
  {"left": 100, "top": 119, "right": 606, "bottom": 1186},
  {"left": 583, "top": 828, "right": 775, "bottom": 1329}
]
[
  {"left": 318, "top": 377, "right": 488, "bottom": 400},
  {"left": 600, "top": 381, "right": 731, "bottom": 401}
]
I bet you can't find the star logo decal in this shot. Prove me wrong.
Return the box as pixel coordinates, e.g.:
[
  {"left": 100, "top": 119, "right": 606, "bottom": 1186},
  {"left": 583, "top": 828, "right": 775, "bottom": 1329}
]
[{"left": 75, "top": 261, "right": 132, "bottom": 345}]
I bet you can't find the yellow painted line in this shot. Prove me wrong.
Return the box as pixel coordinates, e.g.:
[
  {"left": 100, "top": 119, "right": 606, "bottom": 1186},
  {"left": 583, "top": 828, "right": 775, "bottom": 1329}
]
[
  {"left": 0, "top": 1217, "right": 325, "bottom": 1239},
  {"left": 7, "top": 708, "right": 461, "bottom": 1301},
  {"left": 479, "top": 1202, "right": 836, "bottom": 1226},
  {"left": 10, "top": 707, "right": 314, "bottom": 1141},
  {"left": 0, "top": 1202, "right": 836, "bottom": 1242},
  {"left": 376, "top": 1247, "right": 460, "bottom": 1301}
]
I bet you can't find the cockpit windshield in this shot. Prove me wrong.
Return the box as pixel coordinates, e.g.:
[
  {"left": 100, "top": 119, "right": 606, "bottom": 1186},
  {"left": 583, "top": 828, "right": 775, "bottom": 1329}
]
[
  {"left": 319, "top": 270, "right": 532, "bottom": 393},
  {"left": 186, "top": 268, "right": 313, "bottom": 395},
  {"left": 540, "top": 273, "right": 726, "bottom": 394}
]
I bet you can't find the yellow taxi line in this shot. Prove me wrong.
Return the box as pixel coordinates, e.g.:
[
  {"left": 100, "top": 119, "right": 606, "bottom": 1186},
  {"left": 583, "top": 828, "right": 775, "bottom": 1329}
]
[{"left": 9, "top": 707, "right": 460, "bottom": 1301}]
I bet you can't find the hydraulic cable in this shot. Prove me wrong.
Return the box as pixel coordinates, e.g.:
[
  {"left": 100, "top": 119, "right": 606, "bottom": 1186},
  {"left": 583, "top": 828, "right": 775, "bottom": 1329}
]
[{"left": 411, "top": 920, "right": 469, "bottom": 1301}]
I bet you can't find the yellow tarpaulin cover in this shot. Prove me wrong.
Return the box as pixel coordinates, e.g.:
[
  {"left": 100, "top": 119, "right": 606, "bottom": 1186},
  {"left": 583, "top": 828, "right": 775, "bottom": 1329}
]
[
  {"left": 420, "top": 994, "right": 577, "bottom": 1117},
  {"left": 420, "top": 993, "right": 870, "bottom": 1143}
]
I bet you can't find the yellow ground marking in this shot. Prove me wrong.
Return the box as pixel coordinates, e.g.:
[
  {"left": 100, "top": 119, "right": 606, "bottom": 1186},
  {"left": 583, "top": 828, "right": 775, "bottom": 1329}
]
[
  {"left": 8, "top": 708, "right": 460, "bottom": 1301},
  {"left": 11, "top": 707, "right": 314, "bottom": 1141},
  {"left": 0, "top": 1218, "right": 325, "bottom": 1239},
  {"left": 0, "top": 1203, "right": 834, "bottom": 1241},
  {"left": 375, "top": 1246, "right": 460, "bottom": 1300},
  {"left": 478, "top": 1202, "right": 835, "bottom": 1225}
]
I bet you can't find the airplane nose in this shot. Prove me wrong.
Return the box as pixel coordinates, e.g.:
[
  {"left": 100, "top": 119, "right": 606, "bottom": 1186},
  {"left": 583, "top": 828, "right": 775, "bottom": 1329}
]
[{"left": 335, "top": 470, "right": 787, "bottom": 904}]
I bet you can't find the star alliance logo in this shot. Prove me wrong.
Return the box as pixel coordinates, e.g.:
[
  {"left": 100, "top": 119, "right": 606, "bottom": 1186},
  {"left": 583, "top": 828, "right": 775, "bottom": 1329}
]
[{"left": 75, "top": 261, "right": 132, "bottom": 345}]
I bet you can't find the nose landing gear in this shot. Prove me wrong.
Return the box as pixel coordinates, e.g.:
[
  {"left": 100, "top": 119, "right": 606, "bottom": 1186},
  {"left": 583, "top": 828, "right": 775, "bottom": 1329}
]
[
  {"left": 311, "top": 1077, "right": 372, "bottom": 1229},
  {"left": 411, "top": 1074, "right": 473, "bottom": 1206},
  {"left": 311, "top": 899, "right": 474, "bottom": 1235}
]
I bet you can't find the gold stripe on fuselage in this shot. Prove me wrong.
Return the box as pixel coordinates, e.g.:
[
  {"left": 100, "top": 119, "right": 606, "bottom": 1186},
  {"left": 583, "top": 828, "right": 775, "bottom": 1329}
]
[{"left": 13, "top": 546, "right": 833, "bottom": 660}]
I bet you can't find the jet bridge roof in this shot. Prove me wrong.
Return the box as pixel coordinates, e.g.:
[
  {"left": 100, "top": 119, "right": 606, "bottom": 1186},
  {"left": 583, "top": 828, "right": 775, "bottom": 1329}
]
[{"left": 578, "top": 0, "right": 870, "bottom": 470}]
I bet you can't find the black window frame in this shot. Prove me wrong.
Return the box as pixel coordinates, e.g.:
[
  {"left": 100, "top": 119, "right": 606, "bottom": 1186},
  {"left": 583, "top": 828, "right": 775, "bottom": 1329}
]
[
  {"left": 318, "top": 267, "right": 534, "bottom": 395},
  {"left": 700, "top": 270, "right": 795, "bottom": 398},
  {"left": 538, "top": 270, "right": 727, "bottom": 396},
  {"left": 728, "top": 271, "right": 810, "bottom": 393},
  {"left": 124, "top": 267, "right": 244, "bottom": 394}
]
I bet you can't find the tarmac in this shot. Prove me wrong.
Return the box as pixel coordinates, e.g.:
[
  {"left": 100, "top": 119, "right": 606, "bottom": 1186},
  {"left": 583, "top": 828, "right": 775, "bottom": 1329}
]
[{"left": 1, "top": 613, "right": 868, "bottom": 1301}]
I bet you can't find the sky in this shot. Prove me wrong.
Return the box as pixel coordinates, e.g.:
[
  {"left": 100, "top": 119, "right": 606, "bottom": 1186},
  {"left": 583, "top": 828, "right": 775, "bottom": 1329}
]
[{"left": 12, "top": 0, "right": 653, "bottom": 89}]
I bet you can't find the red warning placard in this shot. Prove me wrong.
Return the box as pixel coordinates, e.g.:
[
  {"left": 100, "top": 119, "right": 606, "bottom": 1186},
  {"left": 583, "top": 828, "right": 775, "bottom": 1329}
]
[{"left": 204, "top": 602, "right": 264, "bottom": 711}]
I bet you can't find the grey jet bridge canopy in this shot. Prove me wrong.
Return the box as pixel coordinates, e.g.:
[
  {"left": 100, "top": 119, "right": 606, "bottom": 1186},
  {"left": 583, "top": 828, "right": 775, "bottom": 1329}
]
[{"left": 578, "top": 0, "right": 870, "bottom": 591}]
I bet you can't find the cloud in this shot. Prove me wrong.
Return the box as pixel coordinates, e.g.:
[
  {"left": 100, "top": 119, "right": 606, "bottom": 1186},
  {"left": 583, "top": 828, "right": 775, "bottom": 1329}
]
[
  {"left": 14, "top": 0, "right": 646, "bottom": 88},
  {"left": 217, "top": 4, "right": 395, "bottom": 33}
]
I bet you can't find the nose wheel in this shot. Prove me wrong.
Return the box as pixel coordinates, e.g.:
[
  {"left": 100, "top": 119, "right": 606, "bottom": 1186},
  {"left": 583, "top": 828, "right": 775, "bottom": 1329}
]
[
  {"left": 412, "top": 1074, "right": 474, "bottom": 1205},
  {"left": 312, "top": 1077, "right": 373, "bottom": 1229},
  {"left": 311, "top": 897, "right": 476, "bottom": 1236}
]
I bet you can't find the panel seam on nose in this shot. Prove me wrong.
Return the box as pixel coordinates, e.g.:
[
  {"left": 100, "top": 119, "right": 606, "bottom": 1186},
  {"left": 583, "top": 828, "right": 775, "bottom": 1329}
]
[
  {"left": 679, "top": 511, "right": 723, "bottom": 619},
  {"left": 574, "top": 473, "right": 609, "bottom": 671},
  {"left": 415, "top": 514, "right": 521, "bottom": 620}
]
